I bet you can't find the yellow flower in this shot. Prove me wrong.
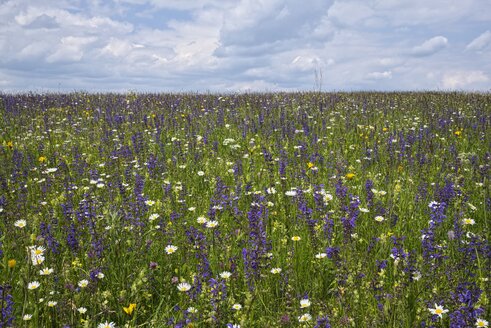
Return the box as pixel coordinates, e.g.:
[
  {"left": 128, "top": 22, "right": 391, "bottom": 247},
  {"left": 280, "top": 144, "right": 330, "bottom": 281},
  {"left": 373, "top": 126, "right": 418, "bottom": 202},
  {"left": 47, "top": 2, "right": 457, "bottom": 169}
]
[
  {"left": 6, "top": 141, "right": 13, "bottom": 149},
  {"left": 8, "top": 259, "right": 16, "bottom": 268},
  {"left": 454, "top": 130, "right": 462, "bottom": 137},
  {"left": 346, "top": 173, "right": 355, "bottom": 180},
  {"left": 307, "top": 162, "right": 315, "bottom": 169},
  {"left": 291, "top": 236, "right": 301, "bottom": 241},
  {"left": 71, "top": 258, "right": 82, "bottom": 267},
  {"left": 38, "top": 156, "right": 46, "bottom": 163},
  {"left": 123, "top": 303, "right": 136, "bottom": 316},
  {"left": 382, "top": 127, "right": 388, "bottom": 132}
]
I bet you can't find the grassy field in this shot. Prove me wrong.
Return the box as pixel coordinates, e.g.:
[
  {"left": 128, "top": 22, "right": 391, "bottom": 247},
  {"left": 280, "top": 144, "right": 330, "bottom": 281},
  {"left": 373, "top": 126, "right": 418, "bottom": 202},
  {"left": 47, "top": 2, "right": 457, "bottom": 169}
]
[{"left": 0, "top": 92, "right": 489, "bottom": 327}]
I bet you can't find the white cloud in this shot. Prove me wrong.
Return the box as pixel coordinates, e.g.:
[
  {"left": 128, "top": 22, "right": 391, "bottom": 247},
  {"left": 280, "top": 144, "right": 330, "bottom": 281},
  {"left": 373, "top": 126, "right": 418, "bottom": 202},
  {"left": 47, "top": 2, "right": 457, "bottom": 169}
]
[
  {"left": 218, "top": 0, "right": 334, "bottom": 50},
  {"left": 18, "top": 42, "right": 52, "bottom": 59},
  {"left": 367, "top": 71, "right": 392, "bottom": 80},
  {"left": 116, "top": 0, "right": 226, "bottom": 11},
  {"left": 15, "top": 6, "right": 133, "bottom": 33},
  {"left": 100, "top": 38, "right": 134, "bottom": 57},
  {"left": 411, "top": 36, "right": 448, "bottom": 56},
  {"left": 327, "top": 1, "right": 375, "bottom": 27},
  {"left": 378, "top": 57, "right": 404, "bottom": 67},
  {"left": 0, "top": 0, "right": 490, "bottom": 91},
  {"left": 441, "top": 71, "right": 489, "bottom": 89},
  {"left": 466, "top": 30, "right": 491, "bottom": 52},
  {"left": 370, "top": 0, "right": 491, "bottom": 26},
  {"left": 0, "top": 72, "right": 10, "bottom": 87},
  {"left": 291, "top": 55, "right": 321, "bottom": 71},
  {"left": 46, "top": 36, "right": 98, "bottom": 63},
  {"left": 222, "top": 79, "right": 281, "bottom": 92},
  {"left": 2, "top": 4, "right": 133, "bottom": 67},
  {"left": 24, "top": 14, "right": 59, "bottom": 29}
]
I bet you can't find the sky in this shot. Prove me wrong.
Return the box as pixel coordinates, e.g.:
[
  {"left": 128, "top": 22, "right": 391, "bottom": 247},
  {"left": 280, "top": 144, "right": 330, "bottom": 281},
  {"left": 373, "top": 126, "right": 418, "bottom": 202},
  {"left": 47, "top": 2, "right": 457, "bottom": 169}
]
[{"left": 1, "top": 0, "right": 490, "bottom": 92}]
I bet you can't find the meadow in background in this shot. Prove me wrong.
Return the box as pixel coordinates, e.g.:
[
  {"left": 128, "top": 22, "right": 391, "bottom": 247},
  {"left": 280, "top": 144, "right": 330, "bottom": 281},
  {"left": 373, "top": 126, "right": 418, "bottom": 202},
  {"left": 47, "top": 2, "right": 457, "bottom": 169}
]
[{"left": 0, "top": 92, "right": 489, "bottom": 327}]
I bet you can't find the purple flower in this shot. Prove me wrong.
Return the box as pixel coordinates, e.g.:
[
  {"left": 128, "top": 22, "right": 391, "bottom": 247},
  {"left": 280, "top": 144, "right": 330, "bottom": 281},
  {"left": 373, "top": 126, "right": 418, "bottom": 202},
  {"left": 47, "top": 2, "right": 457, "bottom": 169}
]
[
  {"left": 448, "top": 283, "right": 484, "bottom": 328},
  {"left": 242, "top": 195, "right": 271, "bottom": 290},
  {"left": 335, "top": 179, "right": 348, "bottom": 199},
  {"left": 325, "top": 247, "right": 340, "bottom": 260},
  {"left": 428, "top": 201, "right": 447, "bottom": 226},
  {"left": 40, "top": 222, "right": 60, "bottom": 254},
  {"left": 186, "top": 227, "right": 212, "bottom": 298},
  {"left": 365, "top": 179, "right": 374, "bottom": 207},
  {"left": 0, "top": 285, "right": 14, "bottom": 327},
  {"left": 376, "top": 260, "right": 388, "bottom": 271},
  {"left": 314, "top": 315, "right": 331, "bottom": 328}
]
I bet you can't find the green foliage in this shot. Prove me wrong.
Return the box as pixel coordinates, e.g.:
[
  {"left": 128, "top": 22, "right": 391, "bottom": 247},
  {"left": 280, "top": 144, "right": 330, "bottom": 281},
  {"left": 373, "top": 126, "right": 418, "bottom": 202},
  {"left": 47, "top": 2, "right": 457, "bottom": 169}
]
[{"left": 0, "top": 92, "right": 489, "bottom": 327}]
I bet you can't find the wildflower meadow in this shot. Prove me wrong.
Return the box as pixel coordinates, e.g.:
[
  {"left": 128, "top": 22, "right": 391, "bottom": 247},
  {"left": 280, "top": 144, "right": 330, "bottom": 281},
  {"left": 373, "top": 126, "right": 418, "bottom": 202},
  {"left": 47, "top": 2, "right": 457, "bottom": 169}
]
[{"left": 0, "top": 92, "right": 489, "bottom": 327}]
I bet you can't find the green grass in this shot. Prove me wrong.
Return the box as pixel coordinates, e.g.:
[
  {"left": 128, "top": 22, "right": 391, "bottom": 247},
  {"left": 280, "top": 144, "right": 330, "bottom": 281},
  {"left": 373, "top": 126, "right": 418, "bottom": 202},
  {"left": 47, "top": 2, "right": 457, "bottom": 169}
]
[{"left": 0, "top": 91, "right": 489, "bottom": 327}]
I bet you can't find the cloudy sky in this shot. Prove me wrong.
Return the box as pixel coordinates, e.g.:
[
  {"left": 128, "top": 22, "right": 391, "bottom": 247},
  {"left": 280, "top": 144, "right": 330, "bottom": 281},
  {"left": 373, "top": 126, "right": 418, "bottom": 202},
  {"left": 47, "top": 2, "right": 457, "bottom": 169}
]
[{"left": 1, "top": 0, "right": 490, "bottom": 92}]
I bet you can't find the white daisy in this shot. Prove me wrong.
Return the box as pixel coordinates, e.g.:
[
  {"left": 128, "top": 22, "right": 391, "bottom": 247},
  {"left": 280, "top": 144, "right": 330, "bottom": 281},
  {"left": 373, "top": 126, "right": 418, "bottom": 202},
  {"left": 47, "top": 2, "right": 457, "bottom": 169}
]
[
  {"left": 298, "top": 313, "right": 312, "bottom": 322},
  {"left": 285, "top": 190, "right": 297, "bottom": 197},
  {"left": 97, "top": 321, "right": 116, "bottom": 328},
  {"left": 149, "top": 213, "right": 160, "bottom": 222},
  {"left": 145, "top": 200, "right": 155, "bottom": 206},
  {"left": 165, "top": 245, "right": 178, "bottom": 254},
  {"left": 78, "top": 280, "right": 89, "bottom": 288},
  {"left": 300, "top": 299, "right": 311, "bottom": 308},
  {"left": 270, "top": 268, "right": 282, "bottom": 274},
  {"left": 23, "top": 314, "right": 32, "bottom": 321},
  {"left": 39, "top": 268, "right": 54, "bottom": 275},
  {"left": 374, "top": 216, "right": 385, "bottom": 222},
  {"left": 28, "top": 281, "right": 40, "bottom": 290},
  {"left": 206, "top": 220, "right": 218, "bottom": 228},
  {"left": 14, "top": 219, "right": 27, "bottom": 228},
  {"left": 47, "top": 301, "right": 57, "bottom": 307},
  {"left": 177, "top": 282, "right": 191, "bottom": 292},
  {"left": 197, "top": 216, "right": 208, "bottom": 224},
  {"left": 428, "top": 304, "right": 449, "bottom": 318},
  {"left": 220, "top": 271, "right": 232, "bottom": 279}
]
